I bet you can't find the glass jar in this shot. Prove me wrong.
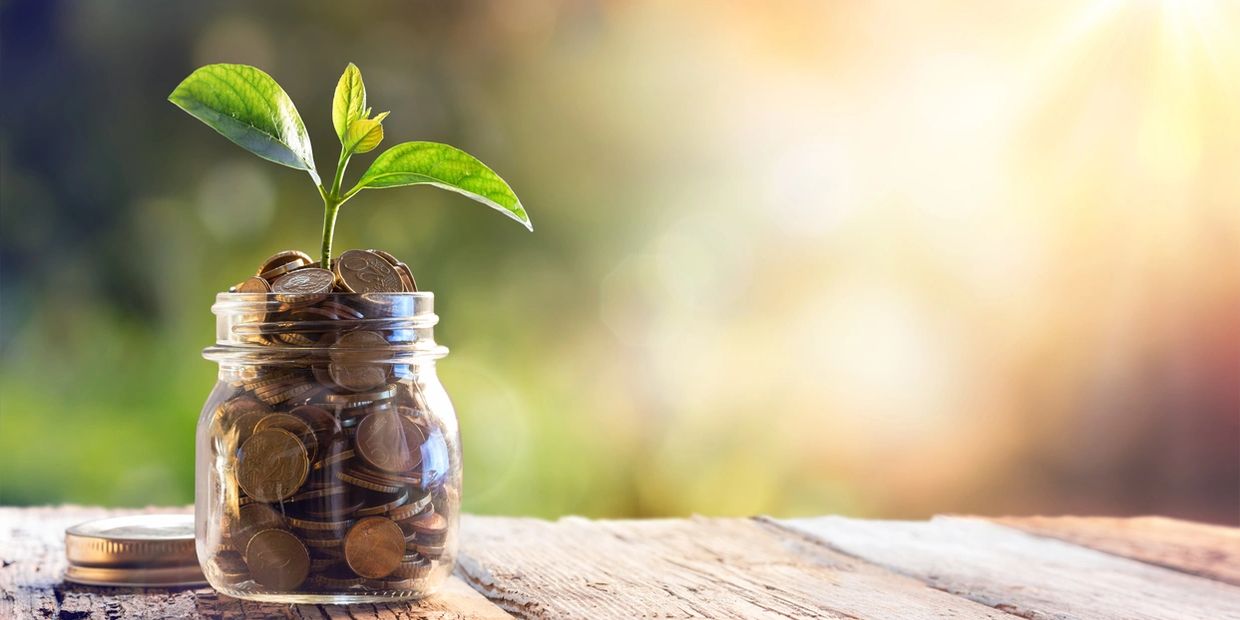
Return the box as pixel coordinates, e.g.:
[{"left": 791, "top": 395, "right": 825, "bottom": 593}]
[{"left": 197, "top": 292, "right": 459, "bottom": 603}]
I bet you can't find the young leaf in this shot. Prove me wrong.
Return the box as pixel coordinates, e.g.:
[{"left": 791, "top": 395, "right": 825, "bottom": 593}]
[
  {"left": 332, "top": 63, "right": 367, "bottom": 141},
  {"left": 350, "top": 142, "right": 531, "bottom": 230},
  {"left": 169, "top": 64, "right": 319, "bottom": 184},
  {"left": 343, "top": 111, "right": 389, "bottom": 155}
]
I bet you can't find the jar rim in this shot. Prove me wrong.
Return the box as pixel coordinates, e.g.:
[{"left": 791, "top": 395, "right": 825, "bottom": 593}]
[{"left": 205, "top": 290, "right": 447, "bottom": 364}]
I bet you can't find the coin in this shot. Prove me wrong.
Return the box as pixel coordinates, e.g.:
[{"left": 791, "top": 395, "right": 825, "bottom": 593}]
[
  {"left": 237, "top": 428, "right": 309, "bottom": 503},
  {"left": 320, "top": 300, "right": 364, "bottom": 320},
  {"left": 259, "top": 258, "right": 310, "bottom": 281},
  {"left": 337, "top": 469, "right": 403, "bottom": 494},
  {"left": 274, "top": 332, "right": 318, "bottom": 346},
  {"left": 320, "top": 385, "right": 397, "bottom": 408},
  {"left": 366, "top": 250, "right": 416, "bottom": 293},
  {"left": 290, "top": 405, "right": 338, "bottom": 433},
  {"left": 415, "top": 543, "right": 445, "bottom": 559},
  {"left": 311, "top": 448, "right": 355, "bottom": 471},
  {"left": 234, "top": 276, "right": 271, "bottom": 294},
  {"left": 329, "top": 331, "right": 390, "bottom": 392},
  {"left": 334, "top": 249, "right": 404, "bottom": 294},
  {"left": 254, "top": 413, "right": 319, "bottom": 462},
  {"left": 300, "top": 496, "right": 366, "bottom": 520},
  {"left": 388, "top": 491, "right": 433, "bottom": 522},
  {"left": 396, "top": 264, "right": 417, "bottom": 292},
  {"left": 272, "top": 268, "right": 335, "bottom": 296},
  {"left": 315, "top": 565, "right": 365, "bottom": 588},
  {"left": 212, "top": 549, "right": 249, "bottom": 583},
  {"left": 354, "top": 489, "right": 410, "bottom": 518},
  {"left": 236, "top": 502, "right": 286, "bottom": 549},
  {"left": 302, "top": 535, "right": 345, "bottom": 549},
  {"left": 355, "top": 411, "right": 426, "bottom": 473},
  {"left": 257, "top": 250, "right": 313, "bottom": 277},
  {"left": 392, "top": 554, "right": 432, "bottom": 580},
  {"left": 219, "top": 397, "right": 271, "bottom": 447},
  {"left": 344, "top": 516, "right": 406, "bottom": 579},
  {"left": 405, "top": 509, "right": 448, "bottom": 541},
  {"left": 255, "top": 379, "right": 318, "bottom": 406},
  {"left": 245, "top": 528, "right": 310, "bottom": 590},
  {"left": 370, "top": 249, "right": 401, "bottom": 266},
  {"left": 288, "top": 515, "right": 356, "bottom": 532}
]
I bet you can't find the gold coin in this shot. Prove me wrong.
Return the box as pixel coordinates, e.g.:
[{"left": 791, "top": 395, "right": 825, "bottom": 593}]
[
  {"left": 218, "top": 397, "right": 271, "bottom": 448},
  {"left": 257, "top": 250, "right": 313, "bottom": 277},
  {"left": 236, "top": 502, "right": 286, "bottom": 550},
  {"left": 336, "top": 470, "right": 403, "bottom": 494},
  {"left": 415, "top": 543, "right": 445, "bottom": 559},
  {"left": 406, "top": 509, "right": 448, "bottom": 539},
  {"left": 272, "top": 267, "right": 335, "bottom": 296},
  {"left": 369, "top": 249, "right": 401, "bottom": 266},
  {"left": 367, "top": 250, "right": 416, "bottom": 292},
  {"left": 287, "top": 514, "right": 356, "bottom": 532},
  {"left": 364, "top": 576, "right": 423, "bottom": 590},
  {"left": 212, "top": 550, "right": 249, "bottom": 583},
  {"left": 394, "top": 263, "right": 417, "bottom": 292},
  {"left": 320, "top": 300, "right": 364, "bottom": 320},
  {"left": 329, "top": 331, "right": 390, "bottom": 392},
  {"left": 343, "top": 516, "right": 405, "bottom": 579},
  {"left": 315, "top": 566, "right": 364, "bottom": 589},
  {"left": 321, "top": 385, "right": 397, "bottom": 406},
  {"left": 388, "top": 491, "right": 433, "bottom": 522},
  {"left": 259, "top": 257, "right": 311, "bottom": 281},
  {"left": 302, "top": 535, "right": 345, "bottom": 549},
  {"left": 274, "top": 332, "right": 318, "bottom": 347},
  {"left": 254, "top": 413, "right": 319, "bottom": 462},
  {"left": 257, "top": 381, "right": 317, "bottom": 406},
  {"left": 242, "top": 370, "right": 299, "bottom": 392},
  {"left": 290, "top": 405, "right": 339, "bottom": 436},
  {"left": 237, "top": 429, "right": 309, "bottom": 503},
  {"left": 234, "top": 276, "right": 271, "bottom": 294},
  {"left": 245, "top": 528, "right": 310, "bottom": 590},
  {"left": 353, "top": 489, "right": 410, "bottom": 518},
  {"left": 333, "top": 249, "right": 404, "bottom": 294},
  {"left": 311, "top": 448, "right": 354, "bottom": 471},
  {"left": 391, "top": 554, "right": 432, "bottom": 580},
  {"left": 355, "top": 411, "right": 426, "bottom": 473}
]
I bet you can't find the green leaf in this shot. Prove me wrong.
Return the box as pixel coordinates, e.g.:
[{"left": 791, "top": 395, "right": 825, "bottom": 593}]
[
  {"left": 343, "top": 112, "right": 389, "bottom": 155},
  {"left": 332, "top": 63, "right": 367, "bottom": 141},
  {"left": 169, "top": 64, "right": 319, "bottom": 184},
  {"left": 350, "top": 142, "right": 531, "bottom": 230}
]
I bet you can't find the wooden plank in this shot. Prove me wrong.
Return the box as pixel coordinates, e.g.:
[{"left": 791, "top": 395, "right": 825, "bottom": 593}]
[
  {"left": 456, "top": 514, "right": 1012, "bottom": 620},
  {"left": 993, "top": 515, "right": 1240, "bottom": 587},
  {"left": 777, "top": 515, "right": 1240, "bottom": 620},
  {"left": 0, "top": 506, "right": 511, "bottom": 619}
]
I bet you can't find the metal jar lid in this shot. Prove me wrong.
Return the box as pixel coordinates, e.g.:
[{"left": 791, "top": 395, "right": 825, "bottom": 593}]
[{"left": 64, "top": 514, "right": 207, "bottom": 587}]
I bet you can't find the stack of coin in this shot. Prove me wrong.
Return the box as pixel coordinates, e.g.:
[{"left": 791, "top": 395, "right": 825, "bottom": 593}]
[{"left": 206, "top": 250, "right": 453, "bottom": 595}]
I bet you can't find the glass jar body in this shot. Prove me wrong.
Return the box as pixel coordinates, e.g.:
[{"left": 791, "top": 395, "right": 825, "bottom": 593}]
[{"left": 196, "top": 293, "right": 459, "bottom": 603}]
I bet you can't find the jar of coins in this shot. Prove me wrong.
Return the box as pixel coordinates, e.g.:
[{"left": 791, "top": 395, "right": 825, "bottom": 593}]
[{"left": 198, "top": 287, "right": 458, "bottom": 603}]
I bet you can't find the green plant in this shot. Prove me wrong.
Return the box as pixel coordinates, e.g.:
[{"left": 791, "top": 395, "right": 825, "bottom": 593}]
[{"left": 169, "top": 63, "right": 530, "bottom": 266}]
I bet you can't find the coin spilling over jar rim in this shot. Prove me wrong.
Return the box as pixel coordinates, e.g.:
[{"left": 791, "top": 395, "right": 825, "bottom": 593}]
[{"left": 64, "top": 513, "right": 206, "bottom": 587}]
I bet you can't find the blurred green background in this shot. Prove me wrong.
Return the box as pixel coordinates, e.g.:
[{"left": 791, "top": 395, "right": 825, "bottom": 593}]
[{"left": 2, "top": 0, "right": 1238, "bottom": 522}]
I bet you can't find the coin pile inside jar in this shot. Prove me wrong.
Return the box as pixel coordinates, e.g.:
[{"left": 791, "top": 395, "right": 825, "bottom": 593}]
[{"left": 209, "top": 249, "right": 451, "bottom": 593}]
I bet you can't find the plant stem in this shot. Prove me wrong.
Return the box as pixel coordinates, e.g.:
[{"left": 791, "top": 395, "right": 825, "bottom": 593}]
[
  {"left": 320, "top": 198, "right": 341, "bottom": 267},
  {"left": 320, "top": 147, "right": 352, "bottom": 267}
]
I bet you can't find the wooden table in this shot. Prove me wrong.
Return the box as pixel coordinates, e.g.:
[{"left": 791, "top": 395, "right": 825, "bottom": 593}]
[{"left": 2, "top": 507, "right": 1237, "bottom": 619}]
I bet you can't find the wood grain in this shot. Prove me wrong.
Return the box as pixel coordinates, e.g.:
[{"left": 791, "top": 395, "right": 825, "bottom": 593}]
[
  {"left": 456, "top": 514, "right": 1012, "bottom": 619},
  {"left": 0, "top": 506, "right": 511, "bottom": 620},
  {"left": 993, "top": 515, "right": 1240, "bottom": 586},
  {"left": 777, "top": 515, "right": 1240, "bottom": 620}
]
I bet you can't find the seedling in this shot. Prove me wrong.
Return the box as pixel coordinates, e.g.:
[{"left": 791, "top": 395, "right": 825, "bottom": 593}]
[{"left": 169, "top": 63, "right": 530, "bottom": 267}]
